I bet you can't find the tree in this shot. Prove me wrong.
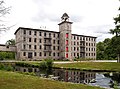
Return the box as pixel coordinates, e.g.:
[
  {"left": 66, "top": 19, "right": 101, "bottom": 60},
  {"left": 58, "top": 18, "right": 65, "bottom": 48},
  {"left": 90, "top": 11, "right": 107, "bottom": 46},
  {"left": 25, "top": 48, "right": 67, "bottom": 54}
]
[
  {"left": 5, "top": 39, "right": 15, "bottom": 45},
  {"left": 109, "top": 1, "right": 120, "bottom": 62},
  {"left": 0, "top": 0, "right": 11, "bottom": 32}
]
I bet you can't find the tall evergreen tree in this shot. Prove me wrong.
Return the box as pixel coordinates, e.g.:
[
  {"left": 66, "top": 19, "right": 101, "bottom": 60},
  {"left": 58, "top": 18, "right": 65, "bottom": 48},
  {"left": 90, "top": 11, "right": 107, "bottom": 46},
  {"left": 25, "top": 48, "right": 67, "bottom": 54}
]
[{"left": 109, "top": 0, "right": 120, "bottom": 62}]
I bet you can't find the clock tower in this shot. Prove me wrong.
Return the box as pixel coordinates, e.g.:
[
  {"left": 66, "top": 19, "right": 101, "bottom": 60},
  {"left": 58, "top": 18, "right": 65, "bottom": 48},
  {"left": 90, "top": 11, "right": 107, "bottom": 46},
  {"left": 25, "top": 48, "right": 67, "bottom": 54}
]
[{"left": 58, "top": 13, "right": 73, "bottom": 60}]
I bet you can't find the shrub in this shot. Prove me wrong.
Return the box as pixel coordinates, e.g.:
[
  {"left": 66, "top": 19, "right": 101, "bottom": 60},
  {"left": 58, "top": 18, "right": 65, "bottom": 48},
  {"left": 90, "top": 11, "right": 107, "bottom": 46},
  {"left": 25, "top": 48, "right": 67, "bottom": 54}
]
[{"left": 39, "top": 61, "right": 47, "bottom": 69}]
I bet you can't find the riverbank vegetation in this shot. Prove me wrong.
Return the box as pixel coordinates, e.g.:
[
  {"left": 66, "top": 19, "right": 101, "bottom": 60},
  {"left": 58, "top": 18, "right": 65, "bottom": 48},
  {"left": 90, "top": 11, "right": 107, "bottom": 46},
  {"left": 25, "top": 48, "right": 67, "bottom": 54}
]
[
  {"left": 54, "top": 62, "right": 120, "bottom": 72},
  {"left": 0, "top": 70, "right": 103, "bottom": 89}
]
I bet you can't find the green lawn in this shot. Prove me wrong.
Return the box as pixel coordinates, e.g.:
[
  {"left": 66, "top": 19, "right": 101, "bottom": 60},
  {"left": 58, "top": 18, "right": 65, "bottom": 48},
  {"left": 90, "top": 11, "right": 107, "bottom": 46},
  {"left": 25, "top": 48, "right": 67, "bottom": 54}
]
[
  {"left": 0, "top": 70, "right": 103, "bottom": 89},
  {"left": 54, "top": 62, "right": 120, "bottom": 72}
]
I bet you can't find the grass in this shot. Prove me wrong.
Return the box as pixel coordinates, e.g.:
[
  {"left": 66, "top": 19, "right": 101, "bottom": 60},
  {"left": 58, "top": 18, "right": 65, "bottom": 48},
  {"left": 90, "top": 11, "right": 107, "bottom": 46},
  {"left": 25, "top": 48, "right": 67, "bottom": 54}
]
[
  {"left": 0, "top": 70, "right": 103, "bottom": 89},
  {"left": 54, "top": 62, "right": 120, "bottom": 72}
]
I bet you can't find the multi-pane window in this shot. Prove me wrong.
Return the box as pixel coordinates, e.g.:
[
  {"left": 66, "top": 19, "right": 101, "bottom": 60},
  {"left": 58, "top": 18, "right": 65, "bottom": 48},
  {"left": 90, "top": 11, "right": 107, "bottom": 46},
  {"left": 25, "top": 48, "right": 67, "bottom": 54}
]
[
  {"left": 66, "top": 53, "right": 68, "bottom": 58},
  {"left": 23, "top": 52, "right": 26, "bottom": 56},
  {"left": 44, "top": 52, "right": 46, "bottom": 56},
  {"left": 74, "top": 47, "right": 76, "bottom": 51},
  {"left": 66, "top": 33, "right": 68, "bottom": 38},
  {"left": 39, "top": 39, "right": 41, "bottom": 43},
  {"left": 58, "top": 46, "right": 59, "bottom": 50},
  {"left": 53, "top": 53, "right": 55, "bottom": 56},
  {"left": 49, "top": 52, "right": 51, "bottom": 56},
  {"left": 29, "top": 45, "right": 31, "bottom": 49},
  {"left": 66, "top": 47, "right": 68, "bottom": 52},
  {"left": 23, "top": 37, "right": 26, "bottom": 42},
  {"left": 49, "top": 33, "right": 51, "bottom": 37},
  {"left": 29, "top": 38, "right": 31, "bottom": 42},
  {"left": 66, "top": 40, "right": 68, "bottom": 45},
  {"left": 34, "top": 45, "right": 37, "bottom": 49},
  {"left": 34, "top": 31, "right": 37, "bottom": 35},
  {"left": 39, "top": 52, "right": 42, "bottom": 56},
  {"left": 44, "top": 32, "right": 46, "bottom": 37},
  {"left": 34, "top": 52, "right": 37, "bottom": 56},
  {"left": 24, "top": 30, "right": 26, "bottom": 34},
  {"left": 53, "top": 46, "right": 55, "bottom": 50},
  {"left": 39, "top": 45, "right": 41, "bottom": 49},
  {"left": 53, "top": 33, "right": 55, "bottom": 37},
  {"left": 53, "top": 40, "right": 55, "bottom": 44},
  {"left": 58, "top": 40, "right": 59, "bottom": 44},
  {"left": 39, "top": 32, "right": 41, "bottom": 36},
  {"left": 23, "top": 44, "right": 26, "bottom": 49},
  {"left": 29, "top": 31, "right": 31, "bottom": 35},
  {"left": 34, "top": 38, "right": 37, "bottom": 43},
  {"left": 58, "top": 53, "right": 59, "bottom": 56}
]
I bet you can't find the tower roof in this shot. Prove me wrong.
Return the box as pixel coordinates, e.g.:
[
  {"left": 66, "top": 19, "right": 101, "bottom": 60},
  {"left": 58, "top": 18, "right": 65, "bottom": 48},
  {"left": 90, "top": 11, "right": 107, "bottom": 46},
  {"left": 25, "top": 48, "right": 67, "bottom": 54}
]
[{"left": 61, "top": 13, "right": 69, "bottom": 18}]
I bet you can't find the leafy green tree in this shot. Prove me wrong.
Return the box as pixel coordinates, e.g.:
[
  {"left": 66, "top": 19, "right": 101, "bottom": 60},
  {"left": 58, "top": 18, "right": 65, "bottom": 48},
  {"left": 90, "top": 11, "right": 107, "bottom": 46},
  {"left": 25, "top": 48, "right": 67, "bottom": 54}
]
[
  {"left": 109, "top": 1, "right": 120, "bottom": 62},
  {"left": 5, "top": 39, "right": 15, "bottom": 45}
]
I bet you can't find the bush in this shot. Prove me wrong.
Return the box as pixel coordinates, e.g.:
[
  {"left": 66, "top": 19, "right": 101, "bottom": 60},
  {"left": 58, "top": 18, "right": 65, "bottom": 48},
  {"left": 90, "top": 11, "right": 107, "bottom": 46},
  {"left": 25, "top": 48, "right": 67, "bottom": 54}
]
[
  {"left": 39, "top": 61, "right": 47, "bottom": 69},
  {"left": 40, "top": 59, "right": 53, "bottom": 69}
]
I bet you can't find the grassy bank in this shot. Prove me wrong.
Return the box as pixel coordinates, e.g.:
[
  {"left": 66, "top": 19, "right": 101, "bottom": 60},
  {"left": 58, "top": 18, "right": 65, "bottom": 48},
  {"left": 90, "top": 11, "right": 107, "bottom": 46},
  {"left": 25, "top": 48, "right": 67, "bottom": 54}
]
[
  {"left": 0, "top": 70, "right": 103, "bottom": 89},
  {"left": 54, "top": 62, "right": 120, "bottom": 72}
]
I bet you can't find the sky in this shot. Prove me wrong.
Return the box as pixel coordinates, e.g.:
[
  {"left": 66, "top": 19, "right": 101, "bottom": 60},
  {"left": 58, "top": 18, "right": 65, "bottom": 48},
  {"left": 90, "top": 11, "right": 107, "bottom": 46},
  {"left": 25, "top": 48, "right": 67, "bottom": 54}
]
[{"left": 0, "top": 0, "right": 119, "bottom": 44}]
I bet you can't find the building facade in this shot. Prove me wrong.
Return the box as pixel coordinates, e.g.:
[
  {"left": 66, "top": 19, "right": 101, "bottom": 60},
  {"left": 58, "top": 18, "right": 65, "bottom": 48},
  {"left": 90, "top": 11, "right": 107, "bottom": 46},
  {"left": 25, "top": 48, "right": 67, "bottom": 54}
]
[{"left": 14, "top": 13, "right": 96, "bottom": 61}]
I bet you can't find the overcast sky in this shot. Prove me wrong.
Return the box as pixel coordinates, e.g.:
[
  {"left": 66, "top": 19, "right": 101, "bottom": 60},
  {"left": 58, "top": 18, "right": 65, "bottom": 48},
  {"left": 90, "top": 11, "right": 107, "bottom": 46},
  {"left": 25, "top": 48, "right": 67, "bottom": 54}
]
[{"left": 0, "top": 0, "right": 119, "bottom": 44}]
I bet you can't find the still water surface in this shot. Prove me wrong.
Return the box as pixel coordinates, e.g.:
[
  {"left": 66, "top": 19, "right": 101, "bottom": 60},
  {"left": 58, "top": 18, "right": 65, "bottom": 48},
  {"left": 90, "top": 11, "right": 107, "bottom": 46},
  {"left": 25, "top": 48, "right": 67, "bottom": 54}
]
[{"left": 14, "top": 66, "right": 120, "bottom": 89}]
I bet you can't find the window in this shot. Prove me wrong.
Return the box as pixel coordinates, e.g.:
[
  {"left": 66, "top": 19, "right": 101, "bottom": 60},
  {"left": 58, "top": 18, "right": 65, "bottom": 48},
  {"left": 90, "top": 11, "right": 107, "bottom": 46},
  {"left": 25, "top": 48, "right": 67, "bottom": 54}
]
[
  {"left": 39, "top": 52, "right": 42, "bottom": 56},
  {"left": 77, "top": 47, "right": 79, "bottom": 51},
  {"left": 66, "top": 33, "right": 68, "bottom": 38},
  {"left": 77, "top": 42, "right": 79, "bottom": 45},
  {"left": 58, "top": 46, "right": 59, "bottom": 50},
  {"left": 34, "top": 31, "right": 37, "bottom": 35},
  {"left": 34, "top": 52, "right": 36, "bottom": 56},
  {"left": 39, "top": 39, "right": 41, "bottom": 43},
  {"left": 23, "top": 44, "right": 26, "bottom": 49},
  {"left": 80, "top": 37, "right": 82, "bottom": 40},
  {"left": 39, "top": 45, "right": 41, "bottom": 49},
  {"left": 29, "top": 31, "right": 31, "bottom": 35},
  {"left": 74, "top": 47, "right": 76, "bottom": 51},
  {"left": 66, "top": 53, "right": 68, "bottom": 58},
  {"left": 58, "top": 53, "right": 59, "bottom": 56},
  {"left": 77, "top": 37, "right": 79, "bottom": 40},
  {"left": 74, "top": 42, "right": 76, "bottom": 45},
  {"left": 29, "top": 38, "right": 31, "bottom": 42},
  {"left": 86, "top": 37, "right": 88, "bottom": 41},
  {"left": 74, "top": 36, "right": 76, "bottom": 40},
  {"left": 86, "top": 48, "right": 88, "bottom": 51},
  {"left": 86, "top": 43, "right": 88, "bottom": 46},
  {"left": 66, "top": 40, "right": 68, "bottom": 45},
  {"left": 24, "top": 30, "right": 26, "bottom": 34},
  {"left": 53, "top": 40, "right": 55, "bottom": 44},
  {"left": 23, "top": 37, "right": 26, "bottom": 42},
  {"left": 49, "top": 52, "right": 51, "bottom": 56},
  {"left": 66, "top": 47, "right": 68, "bottom": 52},
  {"left": 44, "top": 32, "right": 46, "bottom": 37},
  {"left": 86, "top": 53, "right": 88, "bottom": 56},
  {"left": 58, "top": 34, "right": 59, "bottom": 38},
  {"left": 58, "top": 40, "right": 59, "bottom": 44},
  {"left": 53, "top": 33, "right": 55, "bottom": 37},
  {"left": 44, "top": 52, "right": 46, "bottom": 56},
  {"left": 23, "top": 52, "right": 26, "bottom": 56},
  {"left": 89, "top": 43, "right": 90, "bottom": 46},
  {"left": 34, "top": 38, "right": 37, "bottom": 43},
  {"left": 34, "top": 45, "right": 37, "bottom": 49},
  {"left": 53, "top": 53, "right": 55, "bottom": 56},
  {"left": 39, "top": 32, "right": 41, "bottom": 36},
  {"left": 53, "top": 46, "right": 55, "bottom": 50},
  {"left": 74, "top": 53, "right": 76, "bottom": 57},
  {"left": 29, "top": 45, "right": 31, "bottom": 49},
  {"left": 49, "top": 33, "right": 51, "bottom": 37}
]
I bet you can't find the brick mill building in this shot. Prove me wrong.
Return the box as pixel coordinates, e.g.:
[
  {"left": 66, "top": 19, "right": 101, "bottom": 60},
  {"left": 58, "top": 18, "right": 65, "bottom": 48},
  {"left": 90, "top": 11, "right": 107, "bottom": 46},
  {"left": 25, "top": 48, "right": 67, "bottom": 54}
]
[{"left": 14, "top": 13, "right": 96, "bottom": 61}]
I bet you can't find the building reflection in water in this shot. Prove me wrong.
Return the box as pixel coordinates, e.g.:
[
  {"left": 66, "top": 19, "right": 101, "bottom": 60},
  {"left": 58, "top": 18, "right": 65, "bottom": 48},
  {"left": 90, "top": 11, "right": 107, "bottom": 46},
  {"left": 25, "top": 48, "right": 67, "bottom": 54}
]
[
  {"left": 53, "top": 69, "right": 96, "bottom": 84},
  {"left": 14, "top": 66, "right": 96, "bottom": 84}
]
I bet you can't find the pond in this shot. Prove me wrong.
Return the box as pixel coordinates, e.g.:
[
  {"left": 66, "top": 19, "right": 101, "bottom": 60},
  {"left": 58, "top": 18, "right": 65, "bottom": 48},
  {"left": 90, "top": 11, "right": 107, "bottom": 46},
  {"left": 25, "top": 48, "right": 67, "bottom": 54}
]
[{"left": 14, "top": 66, "right": 120, "bottom": 89}]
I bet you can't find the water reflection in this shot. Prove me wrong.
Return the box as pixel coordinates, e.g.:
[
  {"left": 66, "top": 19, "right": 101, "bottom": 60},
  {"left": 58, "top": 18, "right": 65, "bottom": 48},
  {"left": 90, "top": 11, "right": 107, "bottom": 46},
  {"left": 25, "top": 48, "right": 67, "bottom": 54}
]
[{"left": 14, "top": 66, "right": 120, "bottom": 88}]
